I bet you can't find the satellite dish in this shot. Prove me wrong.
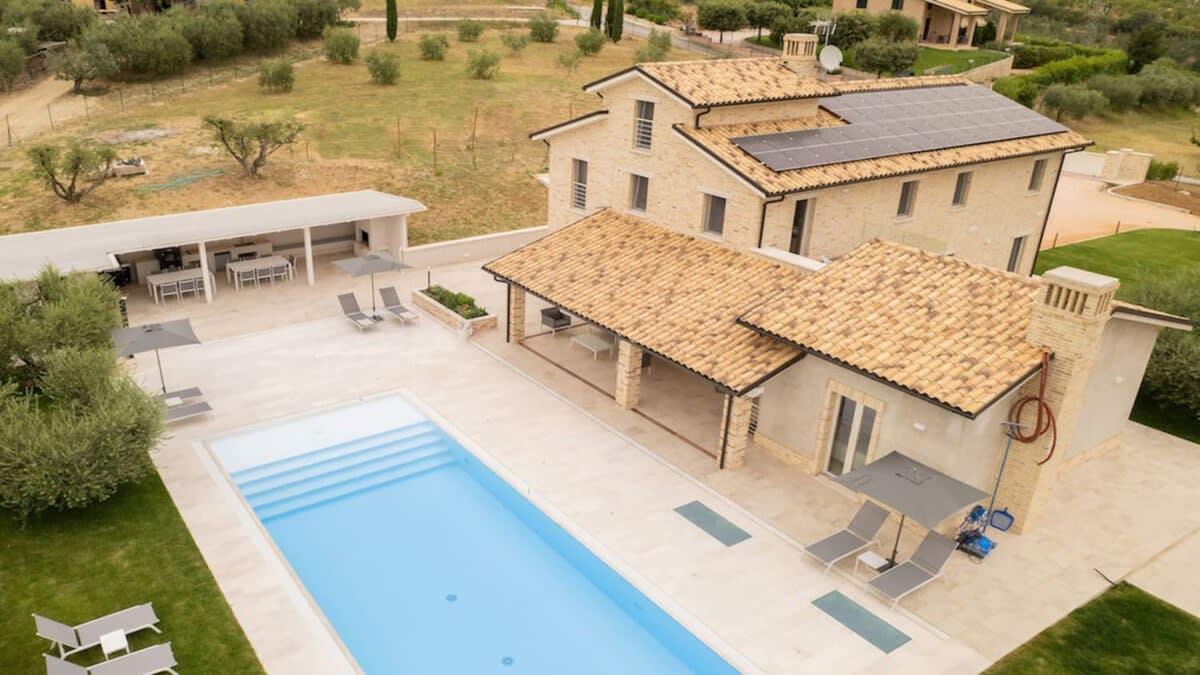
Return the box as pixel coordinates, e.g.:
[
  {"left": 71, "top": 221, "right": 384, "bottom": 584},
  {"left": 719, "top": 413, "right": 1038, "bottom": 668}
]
[{"left": 819, "top": 45, "right": 843, "bottom": 73}]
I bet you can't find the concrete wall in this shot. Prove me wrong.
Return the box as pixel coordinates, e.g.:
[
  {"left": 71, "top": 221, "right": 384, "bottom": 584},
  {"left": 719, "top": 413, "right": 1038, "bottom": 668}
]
[
  {"left": 703, "top": 99, "right": 822, "bottom": 127},
  {"left": 1101, "top": 148, "right": 1154, "bottom": 185},
  {"left": 755, "top": 355, "right": 1017, "bottom": 493},
  {"left": 1065, "top": 318, "right": 1161, "bottom": 460},
  {"left": 401, "top": 225, "right": 548, "bottom": 269},
  {"left": 758, "top": 151, "right": 1062, "bottom": 275}
]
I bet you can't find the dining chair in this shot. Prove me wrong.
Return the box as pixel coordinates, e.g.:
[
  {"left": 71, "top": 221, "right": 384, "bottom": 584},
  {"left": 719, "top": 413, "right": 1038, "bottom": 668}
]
[
  {"left": 237, "top": 269, "right": 257, "bottom": 289},
  {"left": 256, "top": 266, "right": 273, "bottom": 286},
  {"left": 177, "top": 278, "right": 198, "bottom": 299},
  {"left": 272, "top": 264, "right": 290, "bottom": 282},
  {"left": 158, "top": 281, "right": 180, "bottom": 302}
]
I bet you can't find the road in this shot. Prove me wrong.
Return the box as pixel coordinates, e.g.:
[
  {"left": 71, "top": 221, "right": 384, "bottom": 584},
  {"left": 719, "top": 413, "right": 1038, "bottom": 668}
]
[{"left": 1042, "top": 173, "right": 1200, "bottom": 248}]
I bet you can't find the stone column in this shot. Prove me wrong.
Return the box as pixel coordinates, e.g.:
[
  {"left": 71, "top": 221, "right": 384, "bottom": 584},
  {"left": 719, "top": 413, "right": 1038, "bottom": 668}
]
[
  {"left": 199, "top": 241, "right": 212, "bottom": 303},
  {"left": 948, "top": 13, "right": 962, "bottom": 49},
  {"left": 303, "top": 226, "right": 315, "bottom": 286},
  {"left": 507, "top": 285, "right": 526, "bottom": 343},
  {"left": 615, "top": 340, "right": 642, "bottom": 410},
  {"left": 997, "top": 267, "right": 1117, "bottom": 533},
  {"left": 1008, "top": 15, "right": 1020, "bottom": 41},
  {"left": 995, "top": 12, "right": 1010, "bottom": 45},
  {"left": 719, "top": 394, "right": 755, "bottom": 469}
]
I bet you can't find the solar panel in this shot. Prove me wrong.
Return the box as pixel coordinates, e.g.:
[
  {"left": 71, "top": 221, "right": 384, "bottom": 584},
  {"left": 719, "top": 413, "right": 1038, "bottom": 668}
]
[{"left": 731, "top": 86, "right": 1068, "bottom": 172}]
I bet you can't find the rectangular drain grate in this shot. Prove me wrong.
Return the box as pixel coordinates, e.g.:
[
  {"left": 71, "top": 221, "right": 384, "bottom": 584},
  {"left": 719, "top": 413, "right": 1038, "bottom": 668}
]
[
  {"left": 812, "top": 591, "right": 911, "bottom": 653},
  {"left": 674, "top": 501, "right": 751, "bottom": 547}
]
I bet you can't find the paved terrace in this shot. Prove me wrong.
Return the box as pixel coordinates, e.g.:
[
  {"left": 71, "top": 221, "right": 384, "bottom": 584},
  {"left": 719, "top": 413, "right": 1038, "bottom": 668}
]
[{"left": 126, "top": 256, "right": 1200, "bottom": 671}]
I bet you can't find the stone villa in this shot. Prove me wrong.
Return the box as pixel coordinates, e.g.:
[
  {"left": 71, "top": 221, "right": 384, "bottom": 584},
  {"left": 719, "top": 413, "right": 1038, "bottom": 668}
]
[
  {"left": 531, "top": 39, "right": 1076, "bottom": 275},
  {"left": 829, "top": 0, "right": 1030, "bottom": 49},
  {"left": 494, "top": 52, "right": 1191, "bottom": 534}
]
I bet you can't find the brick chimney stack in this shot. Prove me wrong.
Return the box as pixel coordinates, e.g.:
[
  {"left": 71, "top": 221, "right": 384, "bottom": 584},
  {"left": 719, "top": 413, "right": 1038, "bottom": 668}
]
[{"left": 997, "top": 267, "right": 1119, "bottom": 532}]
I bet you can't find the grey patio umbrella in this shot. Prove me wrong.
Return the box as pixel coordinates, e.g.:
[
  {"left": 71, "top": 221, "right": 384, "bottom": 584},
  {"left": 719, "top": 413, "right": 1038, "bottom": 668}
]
[
  {"left": 111, "top": 319, "right": 201, "bottom": 395},
  {"left": 836, "top": 451, "right": 987, "bottom": 568},
  {"left": 333, "top": 252, "right": 412, "bottom": 314}
]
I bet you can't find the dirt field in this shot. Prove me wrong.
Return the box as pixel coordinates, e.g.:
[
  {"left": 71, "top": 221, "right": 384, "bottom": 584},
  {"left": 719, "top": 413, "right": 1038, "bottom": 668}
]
[
  {"left": 1114, "top": 181, "right": 1200, "bottom": 215},
  {"left": 0, "top": 28, "right": 689, "bottom": 244}
]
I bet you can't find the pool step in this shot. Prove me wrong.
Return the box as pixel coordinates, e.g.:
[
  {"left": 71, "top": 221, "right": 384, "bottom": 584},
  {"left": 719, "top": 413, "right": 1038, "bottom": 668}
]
[
  {"left": 238, "top": 430, "right": 443, "bottom": 497},
  {"left": 246, "top": 439, "right": 452, "bottom": 507},
  {"left": 255, "top": 449, "right": 457, "bottom": 521},
  {"left": 231, "top": 421, "right": 438, "bottom": 484}
]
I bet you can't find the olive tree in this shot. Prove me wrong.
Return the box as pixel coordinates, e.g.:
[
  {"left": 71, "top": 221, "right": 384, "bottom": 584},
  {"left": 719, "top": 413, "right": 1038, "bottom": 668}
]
[
  {"left": 204, "top": 115, "right": 304, "bottom": 177},
  {"left": 366, "top": 49, "right": 399, "bottom": 84},
  {"left": 0, "top": 39, "right": 25, "bottom": 92},
  {"left": 1040, "top": 83, "right": 1108, "bottom": 121},
  {"left": 236, "top": 0, "right": 298, "bottom": 52},
  {"left": 51, "top": 37, "right": 118, "bottom": 93},
  {"left": 1123, "top": 267, "right": 1200, "bottom": 413},
  {"left": 696, "top": 0, "right": 746, "bottom": 43},
  {"left": 875, "top": 11, "right": 918, "bottom": 42},
  {"left": 746, "top": 1, "right": 789, "bottom": 41},
  {"left": 27, "top": 141, "right": 117, "bottom": 203},
  {"left": 323, "top": 26, "right": 359, "bottom": 64},
  {"left": 854, "top": 37, "right": 918, "bottom": 76}
]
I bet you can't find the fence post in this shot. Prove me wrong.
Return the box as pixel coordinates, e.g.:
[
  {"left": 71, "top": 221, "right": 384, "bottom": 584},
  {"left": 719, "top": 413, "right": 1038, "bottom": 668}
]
[
  {"left": 470, "top": 105, "right": 479, "bottom": 170},
  {"left": 1052, "top": 232, "right": 1059, "bottom": 248},
  {"left": 1115, "top": 221, "right": 1121, "bottom": 235},
  {"left": 118, "top": 88, "right": 125, "bottom": 112},
  {"left": 5, "top": 114, "right": 11, "bottom": 147},
  {"left": 47, "top": 104, "right": 54, "bottom": 131},
  {"left": 83, "top": 95, "right": 89, "bottom": 120},
  {"left": 432, "top": 128, "right": 438, "bottom": 172},
  {"left": 396, "top": 117, "right": 401, "bottom": 155}
]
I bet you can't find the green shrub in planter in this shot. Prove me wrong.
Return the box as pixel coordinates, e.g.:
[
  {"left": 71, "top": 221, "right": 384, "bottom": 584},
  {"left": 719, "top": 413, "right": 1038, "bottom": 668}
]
[
  {"left": 457, "top": 19, "right": 485, "bottom": 42},
  {"left": 323, "top": 26, "right": 360, "bottom": 64},
  {"left": 425, "top": 285, "right": 488, "bottom": 319},
  {"left": 366, "top": 49, "right": 399, "bottom": 84},
  {"left": 258, "top": 57, "right": 294, "bottom": 92},
  {"left": 1146, "top": 159, "right": 1180, "bottom": 181},
  {"left": 466, "top": 48, "right": 501, "bottom": 79},
  {"left": 419, "top": 32, "right": 449, "bottom": 60}
]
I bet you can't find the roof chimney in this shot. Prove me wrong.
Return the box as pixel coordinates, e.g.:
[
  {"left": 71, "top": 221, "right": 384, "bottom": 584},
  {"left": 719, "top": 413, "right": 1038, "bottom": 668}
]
[{"left": 781, "top": 33, "right": 818, "bottom": 75}]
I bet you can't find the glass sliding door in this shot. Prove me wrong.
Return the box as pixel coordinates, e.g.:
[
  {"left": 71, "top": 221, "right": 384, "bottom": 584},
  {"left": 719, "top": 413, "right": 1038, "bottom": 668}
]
[{"left": 825, "top": 394, "right": 878, "bottom": 476}]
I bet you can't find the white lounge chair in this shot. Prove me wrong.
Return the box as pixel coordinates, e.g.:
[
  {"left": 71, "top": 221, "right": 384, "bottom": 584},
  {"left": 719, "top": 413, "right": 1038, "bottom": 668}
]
[
  {"left": 803, "top": 501, "right": 889, "bottom": 573},
  {"left": 378, "top": 286, "right": 419, "bottom": 324},
  {"left": 45, "top": 643, "right": 178, "bottom": 675},
  {"left": 338, "top": 293, "right": 377, "bottom": 331},
  {"left": 867, "top": 531, "right": 957, "bottom": 607},
  {"left": 34, "top": 604, "right": 160, "bottom": 658}
]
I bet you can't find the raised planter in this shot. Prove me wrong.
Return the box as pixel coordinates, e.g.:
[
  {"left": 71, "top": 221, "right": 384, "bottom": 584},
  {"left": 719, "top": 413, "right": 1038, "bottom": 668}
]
[{"left": 411, "top": 289, "right": 497, "bottom": 336}]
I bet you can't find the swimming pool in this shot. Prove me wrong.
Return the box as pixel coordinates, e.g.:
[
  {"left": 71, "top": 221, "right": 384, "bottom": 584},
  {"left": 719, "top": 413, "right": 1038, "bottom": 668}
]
[{"left": 210, "top": 396, "right": 739, "bottom": 674}]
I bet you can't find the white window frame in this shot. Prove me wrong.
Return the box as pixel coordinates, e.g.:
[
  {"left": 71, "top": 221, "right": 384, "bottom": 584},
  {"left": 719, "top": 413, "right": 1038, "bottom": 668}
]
[
  {"left": 897, "top": 180, "right": 919, "bottom": 219},
  {"left": 628, "top": 173, "right": 649, "bottom": 213},
  {"left": 570, "top": 158, "right": 588, "bottom": 211},
  {"left": 701, "top": 193, "right": 727, "bottom": 237},
  {"left": 952, "top": 171, "right": 972, "bottom": 207},
  {"left": 633, "top": 99, "right": 655, "bottom": 151}
]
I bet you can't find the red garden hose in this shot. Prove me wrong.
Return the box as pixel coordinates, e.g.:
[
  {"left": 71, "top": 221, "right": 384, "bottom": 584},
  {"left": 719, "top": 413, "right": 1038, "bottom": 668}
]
[{"left": 1007, "top": 352, "right": 1058, "bottom": 465}]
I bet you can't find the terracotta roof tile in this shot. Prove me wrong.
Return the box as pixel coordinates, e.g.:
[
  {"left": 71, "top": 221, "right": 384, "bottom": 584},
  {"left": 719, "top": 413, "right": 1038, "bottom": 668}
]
[
  {"left": 739, "top": 241, "right": 1047, "bottom": 416},
  {"left": 483, "top": 210, "right": 804, "bottom": 392},
  {"left": 635, "top": 58, "right": 838, "bottom": 106}
]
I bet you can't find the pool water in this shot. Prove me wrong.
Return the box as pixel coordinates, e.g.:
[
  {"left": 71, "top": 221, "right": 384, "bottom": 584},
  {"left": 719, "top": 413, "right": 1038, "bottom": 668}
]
[{"left": 211, "top": 397, "right": 738, "bottom": 674}]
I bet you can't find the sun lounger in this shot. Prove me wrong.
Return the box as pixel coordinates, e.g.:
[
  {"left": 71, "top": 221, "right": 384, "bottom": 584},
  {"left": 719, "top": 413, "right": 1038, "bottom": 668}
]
[
  {"left": 91, "top": 643, "right": 178, "bottom": 675},
  {"left": 45, "top": 643, "right": 178, "bottom": 675},
  {"left": 803, "top": 501, "right": 889, "bottom": 573},
  {"left": 378, "top": 287, "right": 419, "bottom": 323},
  {"left": 164, "top": 401, "right": 212, "bottom": 424},
  {"left": 154, "top": 387, "right": 202, "bottom": 403},
  {"left": 868, "top": 531, "right": 957, "bottom": 607},
  {"left": 34, "top": 604, "right": 160, "bottom": 659},
  {"left": 338, "top": 293, "right": 377, "bottom": 331}
]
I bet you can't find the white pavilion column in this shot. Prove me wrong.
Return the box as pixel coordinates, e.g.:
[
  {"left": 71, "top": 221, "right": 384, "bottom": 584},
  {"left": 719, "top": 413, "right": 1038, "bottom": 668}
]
[
  {"left": 303, "top": 226, "right": 315, "bottom": 286},
  {"left": 199, "top": 241, "right": 212, "bottom": 304},
  {"left": 949, "top": 13, "right": 961, "bottom": 49}
]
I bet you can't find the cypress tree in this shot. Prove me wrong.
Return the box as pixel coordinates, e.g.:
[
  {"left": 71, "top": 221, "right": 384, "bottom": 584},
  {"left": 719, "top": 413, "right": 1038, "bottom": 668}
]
[
  {"left": 605, "top": 0, "right": 623, "bottom": 42},
  {"left": 386, "top": 0, "right": 397, "bottom": 42},
  {"left": 590, "top": 0, "right": 603, "bottom": 30}
]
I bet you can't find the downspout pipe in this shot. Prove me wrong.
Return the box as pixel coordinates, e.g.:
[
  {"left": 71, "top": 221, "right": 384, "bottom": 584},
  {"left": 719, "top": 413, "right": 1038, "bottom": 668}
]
[
  {"left": 757, "top": 195, "right": 785, "bottom": 249},
  {"left": 717, "top": 393, "right": 734, "bottom": 470},
  {"left": 1030, "top": 154, "right": 1067, "bottom": 273},
  {"left": 694, "top": 107, "right": 711, "bottom": 129}
]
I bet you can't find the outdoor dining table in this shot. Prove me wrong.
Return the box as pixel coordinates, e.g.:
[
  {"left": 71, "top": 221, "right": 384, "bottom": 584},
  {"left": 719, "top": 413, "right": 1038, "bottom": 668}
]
[
  {"left": 145, "top": 268, "right": 214, "bottom": 304},
  {"left": 226, "top": 255, "right": 295, "bottom": 290}
]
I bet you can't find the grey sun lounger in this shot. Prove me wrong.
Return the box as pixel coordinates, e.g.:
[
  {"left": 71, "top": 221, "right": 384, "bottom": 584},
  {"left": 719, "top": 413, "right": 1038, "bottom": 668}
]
[
  {"left": 803, "top": 500, "right": 889, "bottom": 573},
  {"left": 868, "top": 531, "right": 958, "bottom": 607},
  {"left": 165, "top": 400, "right": 212, "bottom": 424},
  {"left": 45, "top": 643, "right": 178, "bottom": 675},
  {"left": 378, "top": 286, "right": 419, "bottom": 323},
  {"left": 338, "top": 293, "right": 377, "bottom": 331},
  {"left": 34, "top": 603, "right": 160, "bottom": 658}
]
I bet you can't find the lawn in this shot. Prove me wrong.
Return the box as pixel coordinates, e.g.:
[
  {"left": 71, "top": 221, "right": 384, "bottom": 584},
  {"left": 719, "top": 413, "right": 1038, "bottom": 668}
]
[
  {"left": 1066, "top": 108, "right": 1200, "bottom": 174},
  {"left": 986, "top": 582, "right": 1200, "bottom": 674},
  {"left": 0, "top": 28, "right": 691, "bottom": 245},
  {"left": 1034, "top": 228, "right": 1200, "bottom": 443},
  {"left": 0, "top": 474, "right": 263, "bottom": 673},
  {"left": 912, "top": 46, "right": 1008, "bottom": 74}
]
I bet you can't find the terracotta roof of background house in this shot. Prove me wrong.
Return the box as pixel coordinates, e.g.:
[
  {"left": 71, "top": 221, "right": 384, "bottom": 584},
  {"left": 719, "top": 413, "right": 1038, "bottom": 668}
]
[
  {"left": 828, "top": 75, "right": 971, "bottom": 94},
  {"left": 926, "top": 0, "right": 989, "bottom": 14},
  {"left": 972, "top": 0, "right": 1031, "bottom": 14},
  {"left": 585, "top": 58, "right": 839, "bottom": 107},
  {"left": 739, "top": 241, "right": 1048, "bottom": 416},
  {"left": 483, "top": 210, "right": 805, "bottom": 393},
  {"left": 677, "top": 120, "right": 1091, "bottom": 195}
]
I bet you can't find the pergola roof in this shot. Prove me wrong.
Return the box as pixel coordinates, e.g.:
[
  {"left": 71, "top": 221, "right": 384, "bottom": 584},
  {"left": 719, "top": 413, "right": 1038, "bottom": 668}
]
[
  {"left": 0, "top": 190, "right": 426, "bottom": 280},
  {"left": 483, "top": 210, "right": 805, "bottom": 394}
]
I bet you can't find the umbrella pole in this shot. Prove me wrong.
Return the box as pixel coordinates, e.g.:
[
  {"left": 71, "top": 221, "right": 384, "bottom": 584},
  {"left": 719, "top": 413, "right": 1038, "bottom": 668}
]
[
  {"left": 155, "top": 349, "right": 166, "bottom": 395},
  {"left": 888, "top": 513, "right": 905, "bottom": 568},
  {"left": 371, "top": 273, "right": 377, "bottom": 313}
]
